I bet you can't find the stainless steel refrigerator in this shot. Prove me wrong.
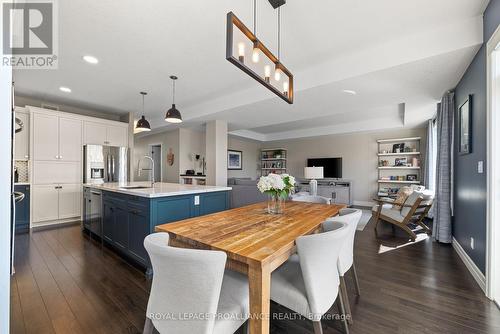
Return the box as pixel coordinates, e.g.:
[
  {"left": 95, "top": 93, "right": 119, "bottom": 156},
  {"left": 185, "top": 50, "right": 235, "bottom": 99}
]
[{"left": 84, "top": 145, "right": 129, "bottom": 184}]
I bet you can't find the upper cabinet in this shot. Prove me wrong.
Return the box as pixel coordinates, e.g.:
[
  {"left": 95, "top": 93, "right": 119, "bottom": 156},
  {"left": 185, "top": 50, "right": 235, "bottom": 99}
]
[
  {"left": 14, "top": 109, "right": 29, "bottom": 160},
  {"left": 84, "top": 121, "right": 128, "bottom": 147},
  {"left": 59, "top": 117, "right": 83, "bottom": 161},
  {"left": 33, "top": 113, "right": 82, "bottom": 162},
  {"left": 33, "top": 113, "right": 60, "bottom": 161}
]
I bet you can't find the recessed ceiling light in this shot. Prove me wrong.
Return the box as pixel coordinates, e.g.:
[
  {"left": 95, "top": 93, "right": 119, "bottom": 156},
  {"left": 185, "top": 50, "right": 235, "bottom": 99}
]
[
  {"left": 83, "top": 55, "right": 99, "bottom": 64},
  {"left": 342, "top": 89, "right": 357, "bottom": 95},
  {"left": 59, "top": 86, "right": 72, "bottom": 93}
]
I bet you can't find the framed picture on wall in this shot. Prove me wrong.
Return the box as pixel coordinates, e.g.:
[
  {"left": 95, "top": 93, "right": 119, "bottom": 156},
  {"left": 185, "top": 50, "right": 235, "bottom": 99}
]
[
  {"left": 227, "top": 150, "right": 242, "bottom": 170},
  {"left": 459, "top": 95, "right": 472, "bottom": 155}
]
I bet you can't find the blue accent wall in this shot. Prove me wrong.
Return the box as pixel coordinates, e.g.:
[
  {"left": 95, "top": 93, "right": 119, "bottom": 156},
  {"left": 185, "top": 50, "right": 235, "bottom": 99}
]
[{"left": 453, "top": 0, "right": 500, "bottom": 274}]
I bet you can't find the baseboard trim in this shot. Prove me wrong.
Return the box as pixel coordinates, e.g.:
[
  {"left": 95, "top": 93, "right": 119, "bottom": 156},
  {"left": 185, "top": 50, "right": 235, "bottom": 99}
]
[
  {"left": 452, "top": 237, "right": 486, "bottom": 294},
  {"left": 353, "top": 200, "right": 373, "bottom": 208}
]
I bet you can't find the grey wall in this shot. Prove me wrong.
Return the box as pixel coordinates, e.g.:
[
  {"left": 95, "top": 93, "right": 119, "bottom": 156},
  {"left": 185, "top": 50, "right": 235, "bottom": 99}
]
[
  {"left": 266, "top": 127, "right": 426, "bottom": 206},
  {"left": 453, "top": 0, "right": 500, "bottom": 274},
  {"left": 228, "top": 136, "right": 262, "bottom": 180}
]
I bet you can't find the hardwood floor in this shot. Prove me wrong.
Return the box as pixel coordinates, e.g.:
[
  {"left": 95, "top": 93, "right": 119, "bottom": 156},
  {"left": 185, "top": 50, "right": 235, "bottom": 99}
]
[{"left": 10, "top": 219, "right": 500, "bottom": 334}]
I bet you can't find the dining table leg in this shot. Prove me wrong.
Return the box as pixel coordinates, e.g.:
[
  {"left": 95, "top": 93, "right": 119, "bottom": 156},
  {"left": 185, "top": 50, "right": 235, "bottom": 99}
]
[{"left": 248, "top": 263, "right": 271, "bottom": 334}]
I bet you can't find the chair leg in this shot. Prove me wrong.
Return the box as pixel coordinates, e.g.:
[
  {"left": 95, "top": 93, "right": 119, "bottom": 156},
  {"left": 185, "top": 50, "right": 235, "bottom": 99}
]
[
  {"left": 312, "top": 321, "right": 323, "bottom": 334},
  {"left": 397, "top": 223, "right": 417, "bottom": 241},
  {"left": 337, "top": 292, "right": 350, "bottom": 334},
  {"left": 351, "top": 262, "right": 361, "bottom": 297},
  {"left": 143, "top": 317, "right": 154, "bottom": 334},
  {"left": 339, "top": 275, "right": 353, "bottom": 325}
]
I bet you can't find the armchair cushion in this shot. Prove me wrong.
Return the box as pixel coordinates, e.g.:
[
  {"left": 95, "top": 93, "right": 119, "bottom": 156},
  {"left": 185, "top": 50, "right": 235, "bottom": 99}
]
[
  {"left": 393, "top": 186, "right": 413, "bottom": 209},
  {"left": 379, "top": 207, "right": 405, "bottom": 223}
]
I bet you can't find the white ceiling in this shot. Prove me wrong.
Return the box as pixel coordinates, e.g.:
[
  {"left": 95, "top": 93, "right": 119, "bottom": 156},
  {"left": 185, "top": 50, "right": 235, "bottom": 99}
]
[{"left": 13, "top": 0, "right": 489, "bottom": 141}]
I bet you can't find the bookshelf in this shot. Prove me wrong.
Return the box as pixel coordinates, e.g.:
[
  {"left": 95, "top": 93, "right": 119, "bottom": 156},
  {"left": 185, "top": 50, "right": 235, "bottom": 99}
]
[
  {"left": 377, "top": 137, "right": 422, "bottom": 198},
  {"left": 260, "top": 148, "right": 287, "bottom": 176}
]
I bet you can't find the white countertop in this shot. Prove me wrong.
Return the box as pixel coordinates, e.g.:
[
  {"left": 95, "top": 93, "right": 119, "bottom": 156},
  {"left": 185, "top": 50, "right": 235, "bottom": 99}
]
[{"left": 83, "top": 182, "right": 231, "bottom": 198}]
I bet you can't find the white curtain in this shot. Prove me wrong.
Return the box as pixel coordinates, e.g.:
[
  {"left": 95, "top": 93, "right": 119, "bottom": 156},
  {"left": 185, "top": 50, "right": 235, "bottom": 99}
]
[{"left": 424, "top": 119, "right": 437, "bottom": 218}]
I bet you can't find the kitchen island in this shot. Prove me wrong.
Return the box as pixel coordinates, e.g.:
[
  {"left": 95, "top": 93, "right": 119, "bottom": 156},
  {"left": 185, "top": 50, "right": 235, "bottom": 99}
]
[{"left": 83, "top": 182, "right": 231, "bottom": 270}]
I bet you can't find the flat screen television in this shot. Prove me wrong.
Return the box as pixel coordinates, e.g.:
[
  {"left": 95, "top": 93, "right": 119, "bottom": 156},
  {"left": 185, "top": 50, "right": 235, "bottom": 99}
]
[{"left": 307, "top": 158, "right": 342, "bottom": 178}]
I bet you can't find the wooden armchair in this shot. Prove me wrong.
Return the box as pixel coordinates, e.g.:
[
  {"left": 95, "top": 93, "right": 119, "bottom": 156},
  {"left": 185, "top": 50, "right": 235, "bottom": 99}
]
[{"left": 372, "top": 192, "right": 433, "bottom": 241}]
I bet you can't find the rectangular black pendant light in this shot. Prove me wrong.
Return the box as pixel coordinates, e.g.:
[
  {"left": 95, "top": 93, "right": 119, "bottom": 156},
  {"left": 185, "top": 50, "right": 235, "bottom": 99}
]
[{"left": 226, "top": 11, "right": 294, "bottom": 104}]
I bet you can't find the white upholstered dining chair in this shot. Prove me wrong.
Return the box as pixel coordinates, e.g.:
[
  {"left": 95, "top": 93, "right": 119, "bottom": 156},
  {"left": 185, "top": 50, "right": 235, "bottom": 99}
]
[
  {"left": 143, "top": 233, "right": 249, "bottom": 334},
  {"left": 323, "top": 208, "right": 362, "bottom": 325},
  {"left": 291, "top": 194, "right": 332, "bottom": 204},
  {"left": 270, "top": 222, "right": 350, "bottom": 334}
]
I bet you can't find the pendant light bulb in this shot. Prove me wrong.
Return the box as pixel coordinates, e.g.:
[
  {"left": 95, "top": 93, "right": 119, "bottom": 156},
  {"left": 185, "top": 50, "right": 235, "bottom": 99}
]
[
  {"left": 238, "top": 42, "right": 245, "bottom": 62},
  {"left": 264, "top": 65, "right": 271, "bottom": 83},
  {"left": 274, "top": 66, "right": 282, "bottom": 81},
  {"left": 252, "top": 45, "right": 260, "bottom": 63}
]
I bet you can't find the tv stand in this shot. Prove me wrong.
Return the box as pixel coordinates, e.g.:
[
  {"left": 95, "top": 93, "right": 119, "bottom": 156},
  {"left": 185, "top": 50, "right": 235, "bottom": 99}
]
[{"left": 296, "top": 178, "right": 352, "bottom": 206}]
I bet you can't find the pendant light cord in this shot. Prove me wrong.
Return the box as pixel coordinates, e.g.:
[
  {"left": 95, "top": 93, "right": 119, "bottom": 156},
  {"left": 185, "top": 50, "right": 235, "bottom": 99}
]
[
  {"left": 172, "top": 79, "right": 176, "bottom": 104},
  {"left": 277, "top": 7, "right": 281, "bottom": 61},
  {"left": 142, "top": 93, "right": 145, "bottom": 114},
  {"left": 253, "top": 0, "right": 257, "bottom": 36}
]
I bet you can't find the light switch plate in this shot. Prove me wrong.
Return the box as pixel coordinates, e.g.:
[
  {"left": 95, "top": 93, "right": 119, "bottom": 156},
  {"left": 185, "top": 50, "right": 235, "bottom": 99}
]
[
  {"left": 194, "top": 195, "right": 200, "bottom": 206},
  {"left": 478, "top": 161, "right": 484, "bottom": 174}
]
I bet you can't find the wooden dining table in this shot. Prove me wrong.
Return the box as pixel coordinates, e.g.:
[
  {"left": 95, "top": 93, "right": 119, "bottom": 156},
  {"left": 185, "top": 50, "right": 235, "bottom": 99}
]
[{"left": 155, "top": 201, "right": 346, "bottom": 334}]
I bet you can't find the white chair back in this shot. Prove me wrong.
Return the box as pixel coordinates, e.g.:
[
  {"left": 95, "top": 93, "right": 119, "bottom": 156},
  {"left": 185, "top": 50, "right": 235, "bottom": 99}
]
[
  {"left": 323, "top": 209, "right": 362, "bottom": 275},
  {"left": 291, "top": 195, "right": 331, "bottom": 204},
  {"left": 144, "top": 233, "right": 227, "bottom": 334},
  {"left": 295, "top": 222, "right": 349, "bottom": 319}
]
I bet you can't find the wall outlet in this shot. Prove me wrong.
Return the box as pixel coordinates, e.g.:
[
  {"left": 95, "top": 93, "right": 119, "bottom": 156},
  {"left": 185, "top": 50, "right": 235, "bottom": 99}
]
[
  {"left": 478, "top": 161, "right": 484, "bottom": 174},
  {"left": 470, "top": 237, "right": 475, "bottom": 250},
  {"left": 194, "top": 195, "right": 200, "bottom": 206}
]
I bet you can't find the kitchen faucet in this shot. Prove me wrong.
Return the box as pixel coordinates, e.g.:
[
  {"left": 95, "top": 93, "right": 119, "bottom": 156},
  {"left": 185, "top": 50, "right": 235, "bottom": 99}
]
[{"left": 137, "top": 156, "right": 155, "bottom": 187}]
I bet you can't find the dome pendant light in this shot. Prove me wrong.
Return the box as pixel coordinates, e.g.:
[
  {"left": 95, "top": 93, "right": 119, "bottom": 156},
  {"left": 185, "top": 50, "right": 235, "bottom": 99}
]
[
  {"left": 165, "top": 75, "right": 183, "bottom": 123},
  {"left": 135, "top": 92, "right": 151, "bottom": 132}
]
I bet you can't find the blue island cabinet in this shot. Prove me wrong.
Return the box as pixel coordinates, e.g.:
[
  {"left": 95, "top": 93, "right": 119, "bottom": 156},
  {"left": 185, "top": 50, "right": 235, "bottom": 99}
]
[{"left": 101, "top": 190, "right": 230, "bottom": 268}]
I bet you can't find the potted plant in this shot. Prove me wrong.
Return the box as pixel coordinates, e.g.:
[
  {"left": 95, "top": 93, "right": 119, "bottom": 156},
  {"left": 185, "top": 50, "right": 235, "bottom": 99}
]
[{"left": 257, "top": 173, "right": 296, "bottom": 214}]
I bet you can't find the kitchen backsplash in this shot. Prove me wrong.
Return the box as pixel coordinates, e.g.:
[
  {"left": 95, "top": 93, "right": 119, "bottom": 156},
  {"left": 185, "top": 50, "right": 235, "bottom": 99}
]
[{"left": 14, "top": 160, "right": 29, "bottom": 183}]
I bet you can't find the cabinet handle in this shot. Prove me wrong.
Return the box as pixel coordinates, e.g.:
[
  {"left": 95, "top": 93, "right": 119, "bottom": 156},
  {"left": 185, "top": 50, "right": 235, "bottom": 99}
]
[
  {"left": 55, "top": 155, "right": 59, "bottom": 159},
  {"left": 24, "top": 155, "right": 29, "bottom": 158},
  {"left": 59, "top": 155, "right": 63, "bottom": 160}
]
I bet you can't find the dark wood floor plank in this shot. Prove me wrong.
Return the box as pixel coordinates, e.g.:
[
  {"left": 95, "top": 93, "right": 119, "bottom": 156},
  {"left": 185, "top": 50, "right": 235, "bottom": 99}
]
[
  {"left": 44, "top": 227, "right": 147, "bottom": 331},
  {"left": 10, "top": 275, "right": 26, "bottom": 334},
  {"left": 26, "top": 231, "right": 88, "bottom": 334},
  {"left": 30, "top": 231, "right": 127, "bottom": 334},
  {"left": 13, "top": 234, "right": 55, "bottom": 334},
  {"left": 10, "top": 217, "right": 500, "bottom": 334}
]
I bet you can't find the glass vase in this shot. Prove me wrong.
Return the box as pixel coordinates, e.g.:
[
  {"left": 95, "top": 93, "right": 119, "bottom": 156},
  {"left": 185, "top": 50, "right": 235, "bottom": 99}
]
[{"left": 267, "top": 194, "right": 285, "bottom": 214}]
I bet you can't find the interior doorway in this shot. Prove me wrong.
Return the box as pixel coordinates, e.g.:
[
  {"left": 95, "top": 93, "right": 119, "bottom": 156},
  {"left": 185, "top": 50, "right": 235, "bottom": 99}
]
[
  {"left": 149, "top": 144, "right": 162, "bottom": 182},
  {"left": 487, "top": 25, "right": 500, "bottom": 303}
]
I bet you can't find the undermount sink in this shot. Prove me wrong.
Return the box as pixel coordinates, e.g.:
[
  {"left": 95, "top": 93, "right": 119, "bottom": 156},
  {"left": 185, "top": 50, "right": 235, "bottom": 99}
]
[{"left": 120, "top": 185, "right": 152, "bottom": 190}]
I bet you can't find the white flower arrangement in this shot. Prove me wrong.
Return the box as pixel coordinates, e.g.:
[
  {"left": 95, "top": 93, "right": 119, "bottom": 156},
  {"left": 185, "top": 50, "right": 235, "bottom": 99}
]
[{"left": 257, "top": 173, "right": 296, "bottom": 199}]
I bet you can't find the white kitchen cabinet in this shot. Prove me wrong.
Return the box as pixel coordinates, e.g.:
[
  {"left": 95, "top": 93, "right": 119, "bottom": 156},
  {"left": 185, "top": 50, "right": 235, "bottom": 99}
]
[
  {"left": 32, "top": 185, "right": 59, "bottom": 222},
  {"left": 59, "top": 117, "right": 82, "bottom": 161},
  {"left": 32, "top": 184, "right": 81, "bottom": 223},
  {"left": 33, "top": 161, "right": 81, "bottom": 184},
  {"left": 33, "top": 113, "right": 83, "bottom": 162},
  {"left": 14, "top": 111, "right": 29, "bottom": 160},
  {"left": 84, "top": 121, "right": 128, "bottom": 147},
  {"left": 106, "top": 125, "right": 127, "bottom": 147},
  {"left": 58, "top": 184, "right": 81, "bottom": 219},
  {"left": 84, "top": 122, "right": 107, "bottom": 145},
  {"left": 33, "top": 113, "right": 59, "bottom": 161}
]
